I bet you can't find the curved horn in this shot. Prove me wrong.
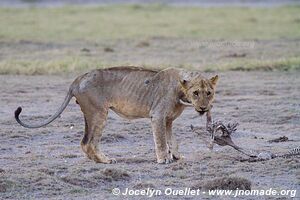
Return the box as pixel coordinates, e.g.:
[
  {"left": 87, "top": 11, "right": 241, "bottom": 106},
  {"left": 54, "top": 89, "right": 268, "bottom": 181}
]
[{"left": 179, "top": 99, "right": 193, "bottom": 107}]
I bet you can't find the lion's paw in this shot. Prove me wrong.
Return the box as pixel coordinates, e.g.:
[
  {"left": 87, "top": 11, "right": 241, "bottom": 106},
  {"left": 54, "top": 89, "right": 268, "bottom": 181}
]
[
  {"left": 157, "top": 158, "right": 174, "bottom": 164},
  {"left": 108, "top": 158, "right": 117, "bottom": 164}
]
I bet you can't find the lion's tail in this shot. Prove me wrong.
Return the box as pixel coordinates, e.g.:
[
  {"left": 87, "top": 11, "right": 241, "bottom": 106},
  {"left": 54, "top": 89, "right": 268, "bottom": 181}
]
[{"left": 15, "top": 89, "right": 73, "bottom": 128}]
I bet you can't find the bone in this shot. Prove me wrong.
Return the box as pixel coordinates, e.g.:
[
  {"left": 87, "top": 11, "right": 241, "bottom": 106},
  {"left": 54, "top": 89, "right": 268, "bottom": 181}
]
[{"left": 191, "top": 121, "right": 257, "bottom": 157}]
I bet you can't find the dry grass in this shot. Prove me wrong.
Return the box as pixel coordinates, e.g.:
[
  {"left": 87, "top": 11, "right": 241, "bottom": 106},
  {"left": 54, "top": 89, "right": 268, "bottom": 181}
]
[
  {"left": 0, "top": 56, "right": 299, "bottom": 75},
  {"left": 102, "top": 168, "right": 130, "bottom": 181},
  {"left": 203, "top": 177, "right": 252, "bottom": 190},
  {"left": 208, "top": 57, "right": 300, "bottom": 72},
  {"left": 0, "top": 5, "right": 299, "bottom": 74},
  {"left": 0, "top": 5, "right": 299, "bottom": 41}
]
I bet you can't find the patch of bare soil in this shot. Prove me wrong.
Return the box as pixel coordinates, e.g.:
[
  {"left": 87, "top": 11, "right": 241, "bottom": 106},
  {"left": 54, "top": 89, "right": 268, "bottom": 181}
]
[
  {"left": 1, "top": 38, "right": 300, "bottom": 71},
  {"left": 0, "top": 71, "right": 299, "bottom": 199}
]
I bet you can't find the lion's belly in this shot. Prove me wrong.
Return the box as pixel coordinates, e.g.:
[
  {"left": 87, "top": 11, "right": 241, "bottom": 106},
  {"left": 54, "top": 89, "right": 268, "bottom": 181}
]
[{"left": 110, "top": 100, "right": 151, "bottom": 119}]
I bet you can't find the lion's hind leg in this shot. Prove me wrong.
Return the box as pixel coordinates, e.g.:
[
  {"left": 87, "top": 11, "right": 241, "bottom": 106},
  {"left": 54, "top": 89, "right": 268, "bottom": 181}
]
[{"left": 80, "top": 107, "right": 116, "bottom": 164}]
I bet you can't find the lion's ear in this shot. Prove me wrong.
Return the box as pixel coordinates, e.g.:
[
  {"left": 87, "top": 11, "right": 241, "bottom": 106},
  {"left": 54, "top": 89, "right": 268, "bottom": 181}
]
[
  {"left": 210, "top": 75, "right": 219, "bottom": 86},
  {"left": 180, "top": 79, "right": 189, "bottom": 89}
]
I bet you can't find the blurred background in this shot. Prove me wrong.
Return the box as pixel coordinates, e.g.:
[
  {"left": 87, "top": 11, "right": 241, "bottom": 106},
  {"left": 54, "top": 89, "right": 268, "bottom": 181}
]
[
  {"left": 1, "top": 0, "right": 300, "bottom": 7},
  {"left": 0, "top": 0, "right": 299, "bottom": 74}
]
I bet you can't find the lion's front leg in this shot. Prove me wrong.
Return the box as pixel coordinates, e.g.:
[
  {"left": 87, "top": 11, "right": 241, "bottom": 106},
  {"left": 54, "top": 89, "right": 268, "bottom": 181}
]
[
  {"left": 151, "top": 116, "right": 173, "bottom": 164},
  {"left": 166, "top": 120, "right": 181, "bottom": 160},
  {"left": 206, "top": 110, "right": 212, "bottom": 130}
]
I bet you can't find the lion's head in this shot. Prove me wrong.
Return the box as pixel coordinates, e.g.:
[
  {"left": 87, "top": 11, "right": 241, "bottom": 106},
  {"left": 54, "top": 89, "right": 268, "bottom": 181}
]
[{"left": 180, "top": 75, "right": 218, "bottom": 115}]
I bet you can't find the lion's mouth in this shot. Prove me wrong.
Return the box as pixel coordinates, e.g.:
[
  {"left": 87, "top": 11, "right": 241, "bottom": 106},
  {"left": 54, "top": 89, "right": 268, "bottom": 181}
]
[{"left": 196, "top": 110, "right": 207, "bottom": 116}]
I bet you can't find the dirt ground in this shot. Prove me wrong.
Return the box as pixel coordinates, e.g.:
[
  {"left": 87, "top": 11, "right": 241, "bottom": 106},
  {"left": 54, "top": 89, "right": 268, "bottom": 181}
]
[
  {"left": 0, "top": 70, "right": 299, "bottom": 199},
  {"left": 1, "top": 38, "right": 300, "bottom": 74}
]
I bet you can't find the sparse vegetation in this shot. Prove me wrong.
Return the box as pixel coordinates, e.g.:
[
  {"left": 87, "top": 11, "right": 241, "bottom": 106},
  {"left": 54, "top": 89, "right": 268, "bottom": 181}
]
[
  {"left": 193, "top": 176, "right": 252, "bottom": 190},
  {"left": 206, "top": 177, "right": 251, "bottom": 190},
  {"left": 102, "top": 168, "right": 130, "bottom": 181},
  {"left": 208, "top": 57, "right": 300, "bottom": 72},
  {"left": 0, "top": 5, "right": 300, "bottom": 41},
  {"left": 0, "top": 5, "right": 299, "bottom": 74}
]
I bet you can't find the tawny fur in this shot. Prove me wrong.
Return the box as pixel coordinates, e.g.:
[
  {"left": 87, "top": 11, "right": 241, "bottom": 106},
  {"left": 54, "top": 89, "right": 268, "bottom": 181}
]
[{"left": 15, "top": 66, "right": 218, "bottom": 164}]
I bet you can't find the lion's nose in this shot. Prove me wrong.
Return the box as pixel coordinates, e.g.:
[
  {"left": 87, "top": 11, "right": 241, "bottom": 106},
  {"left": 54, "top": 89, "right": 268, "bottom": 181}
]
[{"left": 199, "top": 107, "right": 207, "bottom": 111}]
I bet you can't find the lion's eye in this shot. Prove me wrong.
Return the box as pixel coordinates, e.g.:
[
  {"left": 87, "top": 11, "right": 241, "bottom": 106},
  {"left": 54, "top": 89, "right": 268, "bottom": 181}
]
[
  {"left": 207, "top": 91, "right": 211, "bottom": 96},
  {"left": 193, "top": 91, "right": 199, "bottom": 96}
]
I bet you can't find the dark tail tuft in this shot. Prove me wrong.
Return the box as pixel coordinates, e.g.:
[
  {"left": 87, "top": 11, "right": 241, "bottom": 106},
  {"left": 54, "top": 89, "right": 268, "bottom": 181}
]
[{"left": 15, "top": 107, "right": 22, "bottom": 119}]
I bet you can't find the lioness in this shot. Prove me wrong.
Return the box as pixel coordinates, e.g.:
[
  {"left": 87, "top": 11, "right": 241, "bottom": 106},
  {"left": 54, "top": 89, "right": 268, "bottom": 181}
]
[{"left": 15, "top": 67, "right": 218, "bottom": 164}]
